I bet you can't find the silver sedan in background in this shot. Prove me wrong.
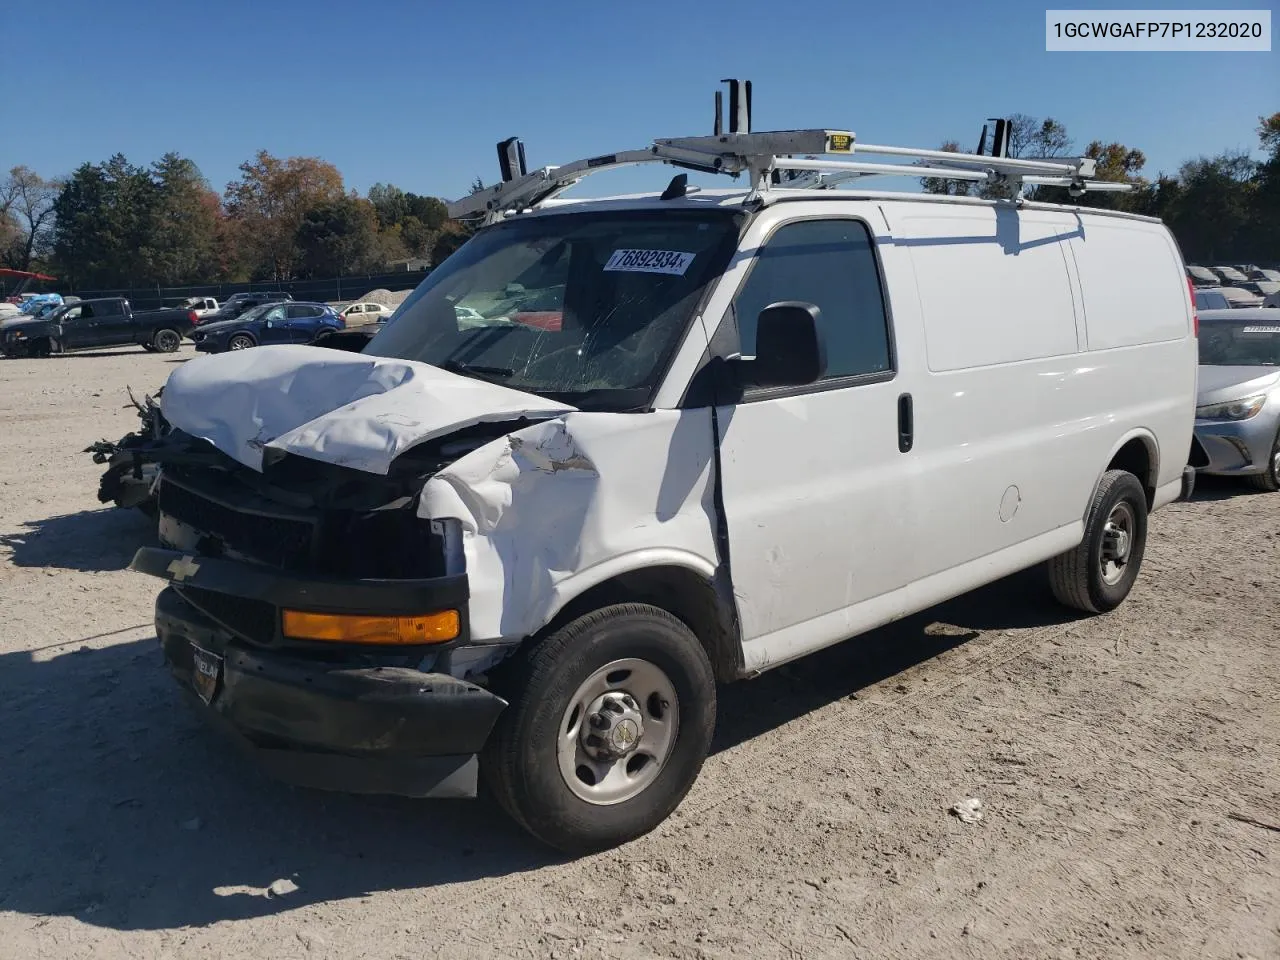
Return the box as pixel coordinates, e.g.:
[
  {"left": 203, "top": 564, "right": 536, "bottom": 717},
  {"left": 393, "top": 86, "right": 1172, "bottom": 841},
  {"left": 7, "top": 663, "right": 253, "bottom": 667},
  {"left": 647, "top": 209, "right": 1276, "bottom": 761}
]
[{"left": 1194, "top": 309, "right": 1280, "bottom": 491}]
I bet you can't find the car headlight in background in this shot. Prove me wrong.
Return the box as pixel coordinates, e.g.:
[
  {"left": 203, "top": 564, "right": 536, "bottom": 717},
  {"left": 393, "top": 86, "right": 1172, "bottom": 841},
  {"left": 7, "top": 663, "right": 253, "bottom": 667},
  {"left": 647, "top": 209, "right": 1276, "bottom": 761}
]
[{"left": 1196, "top": 394, "right": 1267, "bottom": 421}]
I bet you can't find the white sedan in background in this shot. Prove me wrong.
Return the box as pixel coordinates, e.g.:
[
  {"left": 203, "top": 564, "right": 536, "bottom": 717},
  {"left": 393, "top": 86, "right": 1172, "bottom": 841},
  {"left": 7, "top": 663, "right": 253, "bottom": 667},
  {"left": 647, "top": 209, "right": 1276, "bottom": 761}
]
[{"left": 338, "top": 302, "right": 395, "bottom": 324}]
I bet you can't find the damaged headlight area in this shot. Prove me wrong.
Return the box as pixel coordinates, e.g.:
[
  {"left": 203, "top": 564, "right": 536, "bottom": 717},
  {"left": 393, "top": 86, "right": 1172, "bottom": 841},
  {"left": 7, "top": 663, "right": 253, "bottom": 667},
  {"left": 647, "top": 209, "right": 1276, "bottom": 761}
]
[{"left": 152, "top": 419, "right": 519, "bottom": 582}]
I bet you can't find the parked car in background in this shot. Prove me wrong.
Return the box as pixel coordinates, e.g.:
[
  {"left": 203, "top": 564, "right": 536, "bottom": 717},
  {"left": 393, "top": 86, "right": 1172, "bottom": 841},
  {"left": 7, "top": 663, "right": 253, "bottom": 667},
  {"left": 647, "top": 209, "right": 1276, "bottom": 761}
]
[
  {"left": 337, "top": 301, "right": 395, "bottom": 324},
  {"left": 1187, "top": 264, "right": 1220, "bottom": 286},
  {"left": 175, "top": 296, "right": 219, "bottom": 317},
  {"left": 1248, "top": 268, "right": 1280, "bottom": 283},
  {"left": 1240, "top": 280, "right": 1280, "bottom": 301},
  {"left": 1195, "top": 288, "right": 1232, "bottom": 311},
  {"left": 1194, "top": 308, "right": 1280, "bottom": 491},
  {"left": 192, "top": 301, "right": 344, "bottom": 353},
  {"left": 0, "top": 297, "right": 196, "bottom": 357},
  {"left": 1212, "top": 265, "right": 1250, "bottom": 285},
  {"left": 1217, "top": 286, "right": 1265, "bottom": 309},
  {"left": 195, "top": 291, "right": 294, "bottom": 328}
]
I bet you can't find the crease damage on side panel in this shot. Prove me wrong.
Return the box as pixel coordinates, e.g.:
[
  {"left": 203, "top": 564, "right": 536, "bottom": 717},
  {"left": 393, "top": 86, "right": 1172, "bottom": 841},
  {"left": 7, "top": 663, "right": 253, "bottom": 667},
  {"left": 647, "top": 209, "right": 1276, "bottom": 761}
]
[{"left": 420, "top": 409, "right": 722, "bottom": 643}]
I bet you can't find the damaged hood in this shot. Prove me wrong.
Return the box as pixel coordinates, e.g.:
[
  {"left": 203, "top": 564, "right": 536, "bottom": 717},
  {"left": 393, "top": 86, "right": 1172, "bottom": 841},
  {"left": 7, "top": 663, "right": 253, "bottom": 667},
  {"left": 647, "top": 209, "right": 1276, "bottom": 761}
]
[{"left": 161, "top": 345, "right": 576, "bottom": 474}]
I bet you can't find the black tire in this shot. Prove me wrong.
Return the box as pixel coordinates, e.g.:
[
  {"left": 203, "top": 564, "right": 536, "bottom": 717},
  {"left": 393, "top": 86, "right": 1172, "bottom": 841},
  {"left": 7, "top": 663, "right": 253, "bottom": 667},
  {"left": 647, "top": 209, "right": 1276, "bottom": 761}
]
[
  {"left": 152, "top": 328, "right": 181, "bottom": 353},
  {"left": 1048, "top": 469, "right": 1148, "bottom": 614},
  {"left": 32, "top": 338, "right": 52, "bottom": 358},
  {"left": 1244, "top": 429, "right": 1280, "bottom": 493},
  {"left": 483, "top": 603, "right": 716, "bottom": 854},
  {"left": 228, "top": 333, "right": 255, "bottom": 352}
]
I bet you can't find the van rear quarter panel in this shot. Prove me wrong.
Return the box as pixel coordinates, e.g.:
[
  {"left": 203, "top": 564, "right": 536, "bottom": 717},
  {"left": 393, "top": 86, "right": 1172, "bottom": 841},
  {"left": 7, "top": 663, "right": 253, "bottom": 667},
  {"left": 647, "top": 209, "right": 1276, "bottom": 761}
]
[
  {"left": 1069, "top": 219, "right": 1197, "bottom": 492},
  {"left": 881, "top": 201, "right": 1194, "bottom": 582}
]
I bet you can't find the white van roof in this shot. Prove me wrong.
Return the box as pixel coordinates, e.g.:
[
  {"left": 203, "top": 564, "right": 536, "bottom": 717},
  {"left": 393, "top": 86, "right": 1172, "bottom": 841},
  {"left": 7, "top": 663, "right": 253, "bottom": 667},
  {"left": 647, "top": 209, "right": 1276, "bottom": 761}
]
[{"left": 520, "top": 187, "right": 1165, "bottom": 226}]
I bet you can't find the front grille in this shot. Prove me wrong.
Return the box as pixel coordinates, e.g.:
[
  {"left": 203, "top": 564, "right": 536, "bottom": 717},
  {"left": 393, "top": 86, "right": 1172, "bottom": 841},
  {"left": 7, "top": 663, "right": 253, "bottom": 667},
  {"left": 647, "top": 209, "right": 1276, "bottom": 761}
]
[
  {"left": 159, "top": 479, "right": 317, "bottom": 570},
  {"left": 177, "top": 584, "right": 278, "bottom": 644}
]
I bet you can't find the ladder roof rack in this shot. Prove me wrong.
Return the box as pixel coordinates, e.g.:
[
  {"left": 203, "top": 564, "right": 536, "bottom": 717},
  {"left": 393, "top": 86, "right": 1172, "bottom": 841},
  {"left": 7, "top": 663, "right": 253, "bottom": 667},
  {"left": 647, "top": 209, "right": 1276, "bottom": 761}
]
[{"left": 449, "top": 82, "right": 1132, "bottom": 224}]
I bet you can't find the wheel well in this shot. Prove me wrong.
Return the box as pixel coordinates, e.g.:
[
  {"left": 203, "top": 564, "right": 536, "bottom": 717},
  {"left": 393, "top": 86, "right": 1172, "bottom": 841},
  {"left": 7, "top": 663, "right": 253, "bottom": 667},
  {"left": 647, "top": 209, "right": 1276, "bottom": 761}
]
[
  {"left": 1107, "top": 437, "right": 1157, "bottom": 507},
  {"left": 542, "top": 566, "right": 743, "bottom": 684}
]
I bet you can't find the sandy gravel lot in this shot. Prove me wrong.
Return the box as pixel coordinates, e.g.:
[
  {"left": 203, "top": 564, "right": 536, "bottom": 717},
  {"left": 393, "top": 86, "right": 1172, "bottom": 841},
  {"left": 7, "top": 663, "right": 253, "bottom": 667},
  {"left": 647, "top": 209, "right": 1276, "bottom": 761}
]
[{"left": 0, "top": 345, "right": 1277, "bottom": 960}]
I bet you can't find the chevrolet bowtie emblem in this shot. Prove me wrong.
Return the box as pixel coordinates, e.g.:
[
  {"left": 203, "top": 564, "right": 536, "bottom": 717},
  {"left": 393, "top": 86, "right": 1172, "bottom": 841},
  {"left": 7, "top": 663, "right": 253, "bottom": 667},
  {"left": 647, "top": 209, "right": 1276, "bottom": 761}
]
[{"left": 167, "top": 555, "right": 201, "bottom": 582}]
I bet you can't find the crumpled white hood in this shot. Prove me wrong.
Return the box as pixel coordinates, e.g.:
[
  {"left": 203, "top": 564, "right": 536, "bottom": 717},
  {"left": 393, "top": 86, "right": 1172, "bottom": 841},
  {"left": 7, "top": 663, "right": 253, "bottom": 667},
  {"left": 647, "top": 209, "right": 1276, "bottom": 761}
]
[{"left": 160, "top": 345, "right": 575, "bottom": 474}]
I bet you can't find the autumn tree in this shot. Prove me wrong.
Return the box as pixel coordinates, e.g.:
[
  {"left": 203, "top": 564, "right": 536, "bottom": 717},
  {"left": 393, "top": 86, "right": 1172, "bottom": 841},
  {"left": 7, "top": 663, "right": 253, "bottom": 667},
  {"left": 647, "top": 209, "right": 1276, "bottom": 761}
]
[{"left": 224, "top": 152, "right": 346, "bottom": 280}]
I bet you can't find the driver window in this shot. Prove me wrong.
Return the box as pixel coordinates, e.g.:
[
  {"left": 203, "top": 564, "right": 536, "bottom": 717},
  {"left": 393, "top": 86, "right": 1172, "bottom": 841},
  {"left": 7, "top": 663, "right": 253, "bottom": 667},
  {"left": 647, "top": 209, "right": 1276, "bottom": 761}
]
[
  {"left": 732, "top": 219, "right": 892, "bottom": 382},
  {"left": 64, "top": 307, "right": 83, "bottom": 321}
]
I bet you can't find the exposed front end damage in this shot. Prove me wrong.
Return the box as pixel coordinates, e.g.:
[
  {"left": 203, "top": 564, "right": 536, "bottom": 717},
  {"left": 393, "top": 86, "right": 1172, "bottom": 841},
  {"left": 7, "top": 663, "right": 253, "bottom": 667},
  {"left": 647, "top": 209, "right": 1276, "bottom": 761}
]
[
  {"left": 85, "top": 387, "right": 170, "bottom": 514},
  {"left": 127, "top": 346, "right": 727, "bottom": 799}
]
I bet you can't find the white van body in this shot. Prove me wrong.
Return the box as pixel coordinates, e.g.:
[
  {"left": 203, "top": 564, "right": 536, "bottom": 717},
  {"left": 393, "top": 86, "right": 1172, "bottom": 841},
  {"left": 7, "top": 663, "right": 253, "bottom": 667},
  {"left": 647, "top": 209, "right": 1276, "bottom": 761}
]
[{"left": 162, "top": 189, "right": 1197, "bottom": 675}]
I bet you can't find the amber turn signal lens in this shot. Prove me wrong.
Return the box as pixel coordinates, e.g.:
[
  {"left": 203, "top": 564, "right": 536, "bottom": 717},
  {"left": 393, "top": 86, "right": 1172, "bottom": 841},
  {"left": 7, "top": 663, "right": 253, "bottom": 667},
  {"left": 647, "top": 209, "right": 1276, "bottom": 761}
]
[{"left": 281, "top": 609, "right": 459, "bottom": 645}]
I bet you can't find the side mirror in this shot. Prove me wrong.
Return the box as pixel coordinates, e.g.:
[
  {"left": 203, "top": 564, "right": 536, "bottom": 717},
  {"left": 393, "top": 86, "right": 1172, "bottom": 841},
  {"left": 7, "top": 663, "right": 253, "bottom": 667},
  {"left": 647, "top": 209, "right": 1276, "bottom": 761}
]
[{"left": 736, "top": 301, "right": 827, "bottom": 388}]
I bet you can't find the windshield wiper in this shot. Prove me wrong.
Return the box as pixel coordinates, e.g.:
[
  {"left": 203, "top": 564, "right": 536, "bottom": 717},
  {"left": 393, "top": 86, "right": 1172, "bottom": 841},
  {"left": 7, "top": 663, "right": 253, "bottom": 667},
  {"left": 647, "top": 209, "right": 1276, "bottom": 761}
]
[{"left": 439, "top": 359, "right": 515, "bottom": 381}]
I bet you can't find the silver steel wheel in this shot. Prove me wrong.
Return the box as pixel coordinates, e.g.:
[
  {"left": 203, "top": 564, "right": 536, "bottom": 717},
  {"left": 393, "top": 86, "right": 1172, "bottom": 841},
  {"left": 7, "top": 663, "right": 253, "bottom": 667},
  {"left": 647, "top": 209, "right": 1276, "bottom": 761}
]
[
  {"left": 557, "top": 658, "right": 679, "bottom": 806},
  {"left": 228, "top": 335, "right": 253, "bottom": 351},
  {"left": 1099, "top": 501, "right": 1135, "bottom": 586}
]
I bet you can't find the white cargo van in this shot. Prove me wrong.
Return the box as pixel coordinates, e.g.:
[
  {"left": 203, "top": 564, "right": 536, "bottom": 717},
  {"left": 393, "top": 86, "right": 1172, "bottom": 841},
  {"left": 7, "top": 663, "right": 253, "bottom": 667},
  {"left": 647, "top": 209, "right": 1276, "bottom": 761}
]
[{"left": 128, "top": 89, "right": 1198, "bottom": 853}]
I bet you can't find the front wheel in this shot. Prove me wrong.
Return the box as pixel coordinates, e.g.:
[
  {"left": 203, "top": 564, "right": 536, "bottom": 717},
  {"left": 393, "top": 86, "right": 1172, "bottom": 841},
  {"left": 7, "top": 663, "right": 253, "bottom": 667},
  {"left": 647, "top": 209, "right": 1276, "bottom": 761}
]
[
  {"left": 152, "top": 328, "right": 181, "bottom": 353},
  {"left": 483, "top": 604, "right": 716, "bottom": 854},
  {"left": 228, "top": 334, "right": 255, "bottom": 351},
  {"left": 1244, "top": 428, "right": 1280, "bottom": 493},
  {"left": 1048, "top": 469, "right": 1149, "bottom": 614}
]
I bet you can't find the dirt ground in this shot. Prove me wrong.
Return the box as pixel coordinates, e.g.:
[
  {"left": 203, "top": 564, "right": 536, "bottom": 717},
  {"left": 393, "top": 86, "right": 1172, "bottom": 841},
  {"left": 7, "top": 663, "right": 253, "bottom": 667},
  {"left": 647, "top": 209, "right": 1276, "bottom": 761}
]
[{"left": 0, "top": 345, "right": 1277, "bottom": 960}]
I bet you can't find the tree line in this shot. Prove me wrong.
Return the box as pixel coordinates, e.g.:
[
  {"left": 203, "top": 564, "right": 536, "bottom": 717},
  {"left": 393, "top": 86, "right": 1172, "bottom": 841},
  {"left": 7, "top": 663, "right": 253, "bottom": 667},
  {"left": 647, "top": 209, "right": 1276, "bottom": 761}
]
[
  {"left": 0, "top": 151, "right": 477, "bottom": 290},
  {"left": 922, "top": 111, "right": 1280, "bottom": 265},
  {"left": 2, "top": 113, "right": 1277, "bottom": 289}
]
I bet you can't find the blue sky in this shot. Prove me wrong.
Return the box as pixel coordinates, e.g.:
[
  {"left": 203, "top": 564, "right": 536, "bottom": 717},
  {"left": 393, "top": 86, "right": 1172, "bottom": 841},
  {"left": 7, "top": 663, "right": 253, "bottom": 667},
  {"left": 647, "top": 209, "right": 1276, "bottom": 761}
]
[{"left": 4, "top": 0, "right": 1276, "bottom": 204}]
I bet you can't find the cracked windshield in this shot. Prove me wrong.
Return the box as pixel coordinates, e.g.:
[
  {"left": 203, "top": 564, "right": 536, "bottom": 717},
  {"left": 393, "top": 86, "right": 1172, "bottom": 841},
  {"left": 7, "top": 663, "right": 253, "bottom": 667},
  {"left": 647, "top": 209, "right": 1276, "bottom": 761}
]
[{"left": 364, "top": 209, "right": 740, "bottom": 406}]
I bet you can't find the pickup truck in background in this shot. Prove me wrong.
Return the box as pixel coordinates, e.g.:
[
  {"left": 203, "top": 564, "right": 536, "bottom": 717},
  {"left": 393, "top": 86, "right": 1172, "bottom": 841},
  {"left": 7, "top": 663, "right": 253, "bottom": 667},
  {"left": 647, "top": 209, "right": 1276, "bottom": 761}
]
[
  {"left": 0, "top": 297, "right": 197, "bottom": 358},
  {"left": 175, "top": 296, "right": 220, "bottom": 318}
]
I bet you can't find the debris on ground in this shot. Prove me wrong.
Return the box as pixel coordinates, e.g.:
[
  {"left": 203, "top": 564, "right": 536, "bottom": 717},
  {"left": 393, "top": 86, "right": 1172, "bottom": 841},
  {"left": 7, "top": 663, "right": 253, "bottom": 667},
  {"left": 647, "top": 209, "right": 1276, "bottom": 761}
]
[{"left": 950, "top": 798, "right": 985, "bottom": 824}]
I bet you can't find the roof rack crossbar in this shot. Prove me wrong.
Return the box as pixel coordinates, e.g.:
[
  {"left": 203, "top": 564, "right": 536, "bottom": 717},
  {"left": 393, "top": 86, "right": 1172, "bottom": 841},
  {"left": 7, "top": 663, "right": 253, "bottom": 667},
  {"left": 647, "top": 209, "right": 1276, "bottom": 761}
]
[{"left": 449, "top": 89, "right": 1129, "bottom": 223}]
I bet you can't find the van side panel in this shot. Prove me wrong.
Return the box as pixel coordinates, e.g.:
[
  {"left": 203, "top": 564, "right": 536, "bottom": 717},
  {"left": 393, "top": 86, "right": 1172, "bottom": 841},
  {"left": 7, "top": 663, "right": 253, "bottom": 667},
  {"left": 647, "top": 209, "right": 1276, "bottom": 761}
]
[
  {"left": 887, "top": 204, "right": 1100, "bottom": 582},
  {"left": 1070, "top": 221, "right": 1188, "bottom": 350},
  {"left": 1067, "top": 222, "right": 1198, "bottom": 491},
  {"left": 906, "top": 210, "right": 1081, "bottom": 371}
]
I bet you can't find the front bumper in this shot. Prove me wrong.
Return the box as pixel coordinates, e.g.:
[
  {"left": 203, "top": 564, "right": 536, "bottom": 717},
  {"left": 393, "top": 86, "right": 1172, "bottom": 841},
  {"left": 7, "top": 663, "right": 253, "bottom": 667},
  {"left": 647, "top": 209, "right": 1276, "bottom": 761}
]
[
  {"left": 134, "top": 547, "right": 506, "bottom": 799},
  {"left": 1193, "top": 416, "right": 1278, "bottom": 476}
]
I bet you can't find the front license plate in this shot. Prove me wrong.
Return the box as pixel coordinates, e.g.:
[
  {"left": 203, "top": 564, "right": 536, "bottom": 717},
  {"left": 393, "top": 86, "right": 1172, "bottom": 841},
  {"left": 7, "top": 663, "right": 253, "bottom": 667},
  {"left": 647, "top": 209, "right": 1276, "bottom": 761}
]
[{"left": 191, "top": 646, "right": 222, "bottom": 705}]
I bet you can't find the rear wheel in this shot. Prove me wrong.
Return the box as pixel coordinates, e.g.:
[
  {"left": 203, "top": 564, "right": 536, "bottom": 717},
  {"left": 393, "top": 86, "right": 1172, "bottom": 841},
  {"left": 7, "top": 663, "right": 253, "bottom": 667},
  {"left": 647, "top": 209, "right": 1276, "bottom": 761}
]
[
  {"left": 1048, "top": 469, "right": 1148, "bottom": 614},
  {"left": 228, "top": 334, "right": 255, "bottom": 351},
  {"left": 152, "top": 328, "right": 181, "bottom": 353},
  {"left": 1244, "top": 429, "right": 1280, "bottom": 492},
  {"left": 483, "top": 604, "right": 716, "bottom": 854}
]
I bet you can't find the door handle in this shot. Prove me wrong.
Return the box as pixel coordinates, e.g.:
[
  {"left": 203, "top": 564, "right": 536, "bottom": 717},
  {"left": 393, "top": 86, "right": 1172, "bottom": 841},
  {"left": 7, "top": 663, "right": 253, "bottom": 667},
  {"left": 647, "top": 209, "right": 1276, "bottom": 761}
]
[{"left": 897, "top": 393, "right": 913, "bottom": 453}]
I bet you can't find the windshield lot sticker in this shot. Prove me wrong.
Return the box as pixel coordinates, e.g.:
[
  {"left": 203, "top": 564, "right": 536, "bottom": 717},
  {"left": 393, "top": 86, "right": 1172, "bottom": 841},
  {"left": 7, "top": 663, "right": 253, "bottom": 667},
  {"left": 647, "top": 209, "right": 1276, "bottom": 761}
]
[{"left": 604, "top": 249, "right": 695, "bottom": 275}]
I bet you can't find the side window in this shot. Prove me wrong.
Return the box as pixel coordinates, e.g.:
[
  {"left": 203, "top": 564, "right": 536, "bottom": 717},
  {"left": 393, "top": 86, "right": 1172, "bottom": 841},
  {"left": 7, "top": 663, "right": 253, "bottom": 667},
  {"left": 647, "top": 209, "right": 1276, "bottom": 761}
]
[
  {"left": 286, "top": 305, "right": 305, "bottom": 320},
  {"left": 263, "top": 305, "right": 287, "bottom": 323},
  {"left": 80, "top": 304, "right": 95, "bottom": 319},
  {"left": 732, "top": 219, "right": 891, "bottom": 381},
  {"left": 64, "top": 307, "right": 83, "bottom": 321},
  {"left": 96, "top": 300, "right": 121, "bottom": 317}
]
